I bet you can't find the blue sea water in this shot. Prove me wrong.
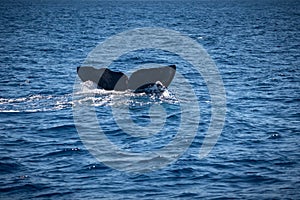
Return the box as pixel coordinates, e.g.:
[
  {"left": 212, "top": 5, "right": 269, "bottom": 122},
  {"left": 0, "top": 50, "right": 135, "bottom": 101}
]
[{"left": 0, "top": 0, "right": 299, "bottom": 199}]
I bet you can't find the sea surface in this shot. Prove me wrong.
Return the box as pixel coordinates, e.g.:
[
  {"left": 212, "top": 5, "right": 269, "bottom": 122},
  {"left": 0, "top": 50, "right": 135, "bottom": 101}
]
[{"left": 0, "top": 0, "right": 299, "bottom": 199}]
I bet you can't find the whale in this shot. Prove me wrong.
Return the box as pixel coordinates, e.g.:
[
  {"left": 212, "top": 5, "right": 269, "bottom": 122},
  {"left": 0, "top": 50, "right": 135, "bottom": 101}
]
[{"left": 77, "top": 65, "right": 176, "bottom": 93}]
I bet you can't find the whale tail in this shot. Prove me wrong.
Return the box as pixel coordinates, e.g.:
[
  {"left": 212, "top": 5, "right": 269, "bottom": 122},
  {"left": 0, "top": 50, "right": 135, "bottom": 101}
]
[{"left": 77, "top": 65, "right": 176, "bottom": 93}]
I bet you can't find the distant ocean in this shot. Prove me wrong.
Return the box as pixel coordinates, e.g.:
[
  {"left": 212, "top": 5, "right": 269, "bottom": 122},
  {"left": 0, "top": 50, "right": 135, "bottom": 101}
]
[{"left": 0, "top": 0, "right": 299, "bottom": 199}]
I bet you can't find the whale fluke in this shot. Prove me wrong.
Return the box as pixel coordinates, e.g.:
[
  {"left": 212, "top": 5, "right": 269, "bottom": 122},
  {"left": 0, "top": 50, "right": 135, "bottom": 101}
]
[{"left": 77, "top": 65, "right": 176, "bottom": 93}]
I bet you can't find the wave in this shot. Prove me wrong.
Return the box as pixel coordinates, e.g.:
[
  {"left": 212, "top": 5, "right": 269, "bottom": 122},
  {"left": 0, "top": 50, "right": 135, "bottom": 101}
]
[
  {"left": 0, "top": 81, "right": 178, "bottom": 113},
  {"left": 0, "top": 94, "right": 72, "bottom": 113},
  {"left": 73, "top": 81, "right": 179, "bottom": 107}
]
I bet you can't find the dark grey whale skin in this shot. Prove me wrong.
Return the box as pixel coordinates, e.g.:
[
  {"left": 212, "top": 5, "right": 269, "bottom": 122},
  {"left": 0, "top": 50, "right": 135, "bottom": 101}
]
[
  {"left": 77, "top": 65, "right": 176, "bottom": 92},
  {"left": 77, "top": 67, "right": 128, "bottom": 91}
]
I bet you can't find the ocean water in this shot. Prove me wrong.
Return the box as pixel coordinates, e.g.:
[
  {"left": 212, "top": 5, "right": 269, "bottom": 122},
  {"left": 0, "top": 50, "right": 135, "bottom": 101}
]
[{"left": 0, "top": 0, "right": 299, "bottom": 199}]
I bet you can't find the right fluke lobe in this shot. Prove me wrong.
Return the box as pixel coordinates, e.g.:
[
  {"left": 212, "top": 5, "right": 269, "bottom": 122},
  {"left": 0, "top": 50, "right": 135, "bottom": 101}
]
[{"left": 128, "top": 65, "right": 176, "bottom": 91}]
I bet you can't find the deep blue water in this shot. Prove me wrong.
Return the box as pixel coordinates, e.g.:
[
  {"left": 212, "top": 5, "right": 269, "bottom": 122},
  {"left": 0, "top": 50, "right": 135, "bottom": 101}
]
[{"left": 0, "top": 0, "right": 299, "bottom": 199}]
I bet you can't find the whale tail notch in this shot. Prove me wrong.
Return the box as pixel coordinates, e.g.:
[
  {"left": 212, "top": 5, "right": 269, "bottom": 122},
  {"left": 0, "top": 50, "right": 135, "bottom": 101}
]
[{"left": 77, "top": 65, "right": 176, "bottom": 93}]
